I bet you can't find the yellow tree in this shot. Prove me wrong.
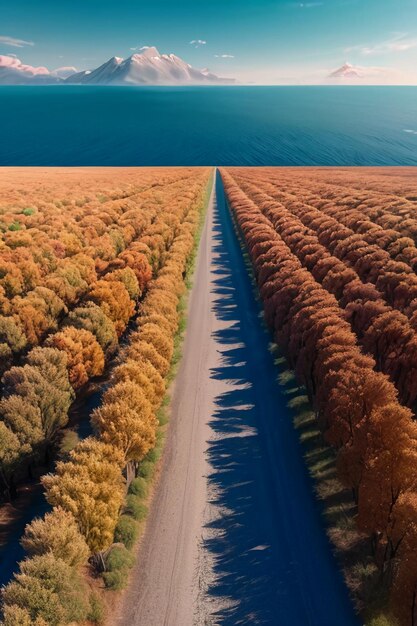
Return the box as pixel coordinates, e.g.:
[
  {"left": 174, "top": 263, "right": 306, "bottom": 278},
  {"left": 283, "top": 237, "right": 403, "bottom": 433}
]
[
  {"left": 46, "top": 326, "right": 104, "bottom": 389},
  {"left": 21, "top": 507, "right": 89, "bottom": 566},
  {"left": 92, "top": 381, "right": 157, "bottom": 464},
  {"left": 42, "top": 439, "right": 125, "bottom": 553},
  {"left": 111, "top": 359, "right": 164, "bottom": 409}
]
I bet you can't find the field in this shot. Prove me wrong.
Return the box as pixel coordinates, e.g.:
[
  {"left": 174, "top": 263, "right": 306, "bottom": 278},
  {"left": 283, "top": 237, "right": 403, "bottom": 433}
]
[
  {"left": 0, "top": 167, "right": 211, "bottom": 624},
  {"left": 221, "top": 167, "right": 417, "bottom": 626},
  {"left": 1, "top": 166, "right": 417, "bottom": 626}
]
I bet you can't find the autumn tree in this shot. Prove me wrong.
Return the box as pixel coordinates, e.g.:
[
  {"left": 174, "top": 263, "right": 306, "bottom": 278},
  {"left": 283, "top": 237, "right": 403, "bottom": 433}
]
[
  {"left": 2, "top": 604, "right": 48, "bottom": 626},
  {"left": 109, "top": 250, "right": 152, "bottom": 292},
  {"left": 125, "top": 338, "right": 170, "bottom": 377},
  {"left": 46, "top": 326, "right": 104, "bottom": 389},
  {"left": 91, "top": 381, "right": 157, "bottom": 465},
  {"left": 0, "top": 315, "right": 27, "bottom": 372},
  {"left": 88, "top": 279, "right": 134, "bottom": 335},
  {"left": 0, "top": 422, "right": 21, "bottom": 499},
  {"left": 2, "top": 554, "right": 89, "bottom": 625},
  {"left": 64, "top": 301, "right": 118, "bottom": 355},
  {"left": 111, "top": 359, "right": 165, "bottom": 409},
  {"left": 21, "top": 507, "right": 89, "bottom": 566},
  {"left": 104, "top": 267, "right": 140, "bottom": 300},
  {"left": 12, "top": 286, "right": 67, "bottom": 345},
  {"left": 138, "top": 322, "right": 174, "bottom": 363},
  {"left": 389, "top": 492, "right": 417, "bottom": 626},
  {"left": 356, "top": 403, "right": 417, "bottom": 540},
  {"left": 2, "top": 347, "right": 73, "bottom": 443},
  {"left": 43, "top": 439, "right": 125, "bottom": 552}
]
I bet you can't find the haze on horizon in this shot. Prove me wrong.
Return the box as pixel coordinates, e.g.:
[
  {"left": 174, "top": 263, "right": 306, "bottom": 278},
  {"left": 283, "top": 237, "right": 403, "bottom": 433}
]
[{"left": 1, "top": 0, "right": 417, "bottom": 85}]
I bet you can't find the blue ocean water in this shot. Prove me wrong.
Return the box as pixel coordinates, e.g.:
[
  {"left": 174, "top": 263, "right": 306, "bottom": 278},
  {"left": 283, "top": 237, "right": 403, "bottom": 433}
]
[{"left": 0, "top": 85, "right": 416, "bottom": 165}]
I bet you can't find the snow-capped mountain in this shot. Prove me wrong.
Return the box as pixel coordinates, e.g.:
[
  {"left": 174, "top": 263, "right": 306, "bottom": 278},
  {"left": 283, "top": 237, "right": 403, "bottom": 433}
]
[
  {"left": 328, "top": 63, "right": 363, "bottom": 79},
  {"left": 327, "top": 62, "right": 390, "bottom": 83},
  {"left": 0, "top": 47, "right": 235, "bottom": 85},
  {"left": 66, "top": 47, "right": 236, "bottom": 85}
]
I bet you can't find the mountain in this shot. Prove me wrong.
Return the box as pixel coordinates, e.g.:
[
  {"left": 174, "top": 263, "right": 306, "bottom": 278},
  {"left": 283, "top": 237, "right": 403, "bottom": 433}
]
[
  {"left": 327, "top": 62, "right": 391, "bottom": 83},
  {"left": 66, "top": 47, "right": 236, "bottom": 85},
  {"left": 0, "top": 47, "right": 235, "bottom": 86},
  {"left": 328, "top": 63, "right": 363, "bottom": 79}
]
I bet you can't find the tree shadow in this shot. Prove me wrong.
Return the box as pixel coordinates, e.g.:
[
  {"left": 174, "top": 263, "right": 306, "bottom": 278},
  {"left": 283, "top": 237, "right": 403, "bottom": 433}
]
[{"left": 201, "top": 173, "right": 359, "bottom": 625}]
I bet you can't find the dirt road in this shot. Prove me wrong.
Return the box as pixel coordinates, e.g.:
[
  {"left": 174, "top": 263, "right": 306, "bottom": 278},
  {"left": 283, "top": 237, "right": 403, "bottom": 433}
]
[{"left": 118, "top": 171, "right": 359, "bottom": 626}]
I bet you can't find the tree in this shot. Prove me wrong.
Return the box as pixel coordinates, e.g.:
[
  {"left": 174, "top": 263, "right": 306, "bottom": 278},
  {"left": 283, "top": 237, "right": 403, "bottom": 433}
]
[
  {"left": 2, "top": 605, "right": 33, "bottom": 626},
  {"left": 357, "top": 403, "right": 417, "bottom": 539},
  {"left": 2, "top": 554, "right": 89, "bottom": 626},
  {"left": 111, "top": 358, "right": 165, "bottom": 409},
  {"left": 390, "top": 493, "right": 417, "bottom": 626},
  {"left": 0, "top": 315, "right": 27, "bottom": 354},
  {"left": 140, "top": 291, "right": 179, "bottom": 332},
  {"left": 45, "top": 262, "right": 88, "bottom": 305},
  {"left": 0, "top": 395, "right": 44, "bottom": 459},
  {"left": 125, "top": 338, "right": 170, "bottom": 377},
  {"left": 104, "top": 267, "right": 140, "bottom": 300},
  {"left": 64, "top": 301, "right": 118, "bottom": 355},
  {"left": 88, "top": 279, "right": 134, "bottom": 335},
  {"left": 138, "top": 322, "right": 174, "bottom": 363},
  {"left": 43, "top": 439, "right": 125, "bottom": 552},
  {"left": 2, "top": 347, "right": 74, "bottom": 443},
  {"left": 46, "top": 326, "right": 104, "bottom": 389},
  {"left": 21, "top": 507, "right": 89, "bottom": 566},
  {"left": 0, "top": 422, "right": 21, "bottom": 499},
  {"left": 13, "top": 287, "right": 67, "bottom": 345},
  {"left": 0, "top": 261, "right": 24, "bottom": 298},
  {"left": 92, "top": 381, "right": 157, "bottom": 463}
]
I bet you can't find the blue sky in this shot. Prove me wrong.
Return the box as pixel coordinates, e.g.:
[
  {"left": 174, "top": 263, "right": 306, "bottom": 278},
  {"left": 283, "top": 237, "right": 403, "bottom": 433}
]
[{"left": 1, "top": 0, "right": 417, "bottom": 83}]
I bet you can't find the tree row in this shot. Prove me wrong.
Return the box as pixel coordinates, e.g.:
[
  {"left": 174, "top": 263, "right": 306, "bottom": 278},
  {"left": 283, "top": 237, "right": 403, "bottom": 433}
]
[
  {"left": 0, "top": 171, "right": 210, "bottom": 500},
  {"left": 0, "top": 170, "right": 210, "bottom": 625},
  {"left": 245, "top": 167, "right": 417, "bottom": 245},
  {"left": 0, "top": 171, "right": 200, "bottom": 370},
  {"left": 221, "top": 168, "right": 417, "bottom": 626},
  {"left": 228, "top": 173, "right": 417, "bottom": 410}
]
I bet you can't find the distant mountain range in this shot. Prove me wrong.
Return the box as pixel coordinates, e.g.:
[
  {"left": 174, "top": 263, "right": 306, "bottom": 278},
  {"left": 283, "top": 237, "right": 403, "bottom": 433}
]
[{"left": 0, "top": 47, "right": 236, "bottom": 86}]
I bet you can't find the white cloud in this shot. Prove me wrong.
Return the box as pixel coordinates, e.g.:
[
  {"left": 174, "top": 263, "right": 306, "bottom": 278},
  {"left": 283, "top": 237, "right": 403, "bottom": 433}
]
[
  {"left": 0, "top": 55, "right": 49, "bottom": 75},
  {"left": 346, "top": 33, "right": 417, "bottom": 56},
  {"left": 51, "top": 66, "right": 78, "bottom": 78},
  {"left": 289, "top": 2, "right": 324, "bottom": 7},
  {"left": 214, "top": 54, "right": 235, "bottom": 59},
  {"left": 130, "top": 45, "right": 150, "bottom": 51},
  {"left": 190, "top": 39, "right": 206, "bottom": 48},
  {"left": 0, "top": 35, "right": 34, "bottom": 48}
]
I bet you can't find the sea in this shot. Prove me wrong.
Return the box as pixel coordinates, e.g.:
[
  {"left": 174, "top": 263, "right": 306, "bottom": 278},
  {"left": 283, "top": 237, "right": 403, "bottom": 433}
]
[{"left": 0, "top": 85, "right": 417, "bottom": 166}]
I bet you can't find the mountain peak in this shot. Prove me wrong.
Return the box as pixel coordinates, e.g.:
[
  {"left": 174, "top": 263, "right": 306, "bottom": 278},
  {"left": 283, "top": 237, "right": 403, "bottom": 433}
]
[
  {"left": 139, "top": 46, "right": 160, "bottom": 59},
  {"left": 329, "top": 62, "right": 362, "bottom": 78}
]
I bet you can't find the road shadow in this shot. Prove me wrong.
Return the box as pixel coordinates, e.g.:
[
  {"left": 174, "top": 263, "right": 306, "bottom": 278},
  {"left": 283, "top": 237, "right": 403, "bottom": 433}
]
[{"left": 202, "top": 172, "right": 359, "bottom": 626}]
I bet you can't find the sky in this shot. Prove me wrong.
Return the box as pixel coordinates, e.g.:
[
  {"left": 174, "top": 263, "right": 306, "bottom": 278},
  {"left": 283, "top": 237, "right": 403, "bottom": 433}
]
[{"left": 1, "top": 0, "right": 417, "bottom": 84}]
